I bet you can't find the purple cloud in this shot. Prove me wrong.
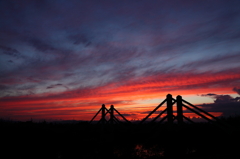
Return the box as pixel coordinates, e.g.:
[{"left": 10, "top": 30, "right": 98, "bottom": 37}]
[
  {"left": 233, "top": 87, "right": 240, "bottom": 95},
  {"left": 1, "top": 0, "right": 240, "bottom": 120},
  {"left": 199, "top": 90, "right": 240, "bottom": 116}
]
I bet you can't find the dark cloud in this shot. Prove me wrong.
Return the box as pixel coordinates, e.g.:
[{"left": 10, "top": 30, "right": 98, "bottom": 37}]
[
  {"left": 233, "top": 87, "right": 240, "bottom": 95},
  {"left": 46, "top": 84, "right": 68, "bottom": 90},
  {"left": 214, "top": 95, "right": 233, "bottom": 103},
  {"left": 201, "top": 92, "right": 240, "bottom": 103},
  {"left": 0, "top": 84, "right": 9, "bottom": 90},
  {"left": 199, "top": 90, "right": 240, "bottom": 116},
  {"left": 199, "top": 102, "right": 240, "bottom": 117},
  {"left": 233, "top": 97, "right": 240, "bottom": 102},
  {"left": 201, "top": 93, "right": 217, "bottom": 97},
  {"left": 68, "top": 34, "right": 91, "bottom": 46},
  {"left": 0, "top": 45, "right": 21, "bottom": 58},
  {"left": 27, "top": 38, "right": 55, "bottom": 52},
  {"left": 0, "top": 0, "right": 240, "bottom": 120},
  {"left": 181, "top": 53, "right": 240, "bottom": 71},
  {"left": 116, "top": 113, "right": 138, "bottom": 117}
]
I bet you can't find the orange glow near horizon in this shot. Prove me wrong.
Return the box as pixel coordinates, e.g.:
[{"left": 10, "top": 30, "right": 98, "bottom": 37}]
[
  {"left": 1, "top": 0, "right": 240, "bottom": 123},
  {"left": 0, "top": 70, "right": 239, "bottom": 121}
]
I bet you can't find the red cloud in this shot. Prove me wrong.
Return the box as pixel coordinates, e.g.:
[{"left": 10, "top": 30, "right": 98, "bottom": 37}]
[{"left": 0, "top": 69, "right": 239, "bottom": 121}]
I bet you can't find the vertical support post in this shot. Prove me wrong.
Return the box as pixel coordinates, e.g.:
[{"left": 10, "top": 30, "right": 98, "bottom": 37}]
[
  {"left": 110, "top": 105, "right": 114, "bottom": 124},
  {"left": 101, "top": 104, "right": 106, "bottom": 124},
  {"left": 167, "top": 94, "right": 173, "bottom": 125},
  {"left": 177, "top": 95, "right": 183, "bottom": 125}
]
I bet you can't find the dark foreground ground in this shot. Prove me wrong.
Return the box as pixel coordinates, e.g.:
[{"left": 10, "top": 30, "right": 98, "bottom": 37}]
[{"left": 1, "top": 117, "right": 240, "bottom": 159}]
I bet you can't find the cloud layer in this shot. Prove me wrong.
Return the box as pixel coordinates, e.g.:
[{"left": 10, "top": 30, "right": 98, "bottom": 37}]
[{"left": 0, "top": 0, "right": 240, "bottom": 121}]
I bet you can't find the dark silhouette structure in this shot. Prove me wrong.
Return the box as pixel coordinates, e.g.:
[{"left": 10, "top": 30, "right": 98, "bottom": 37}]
[
  {"left": 140, "top": 94, "right": 220, "bottom": 125},
  {"left": 90, "top": 94, "right": 227, "bottom": 129},
  {"left": 89, "top": 104, "right": 130, "bottom": 124}
]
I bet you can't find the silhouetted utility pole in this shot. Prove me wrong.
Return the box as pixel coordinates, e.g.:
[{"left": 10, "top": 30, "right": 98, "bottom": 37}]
[
  {"left": 176, "top": 95, "right": 183, "bottom": 124},
  {"left": 166, "top": 94, "right": 173, "bottom": 125}
]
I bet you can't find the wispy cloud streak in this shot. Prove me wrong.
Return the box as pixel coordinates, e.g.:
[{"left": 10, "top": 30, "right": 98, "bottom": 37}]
[{"left": 0, "top": 0, "right": 240, "bottom": 120}]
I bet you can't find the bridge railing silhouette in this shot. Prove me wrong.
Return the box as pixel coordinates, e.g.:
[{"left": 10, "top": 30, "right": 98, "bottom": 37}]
[
  {"left": 90, "top": 94, "right": 225, "bottom": 126},
  {"left": 140, "top": 94, "right": 222, "bottom": 125},
  {"left": 89, "top": 104, "right": 131, "bottom": 124}
]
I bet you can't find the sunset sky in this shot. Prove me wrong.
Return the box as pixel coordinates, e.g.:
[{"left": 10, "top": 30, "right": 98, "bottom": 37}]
[{"left": 0, "top": 0, "right": 240, "bottom": 121}]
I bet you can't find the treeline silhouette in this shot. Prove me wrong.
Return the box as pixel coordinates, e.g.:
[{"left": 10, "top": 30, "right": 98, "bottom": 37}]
[{"left": 1, "top": 116, "right": 240, "bottom": 159}]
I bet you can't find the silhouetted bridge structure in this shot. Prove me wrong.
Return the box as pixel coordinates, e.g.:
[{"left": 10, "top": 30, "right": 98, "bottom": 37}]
[
  {"left": 89, "top": 104, "right": 131, "bottom": 124},
  {"left": 90, "top": 94, "right": 220, "bottom": 125}
]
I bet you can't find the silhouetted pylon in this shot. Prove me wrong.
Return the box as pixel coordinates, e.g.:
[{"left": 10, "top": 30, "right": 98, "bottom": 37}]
[
  {"left": 176, "top": 95, "right": 183, "bottom": 124},
  {"left": 166, "top": 94, "right": 174, "bottom": 124},
  {"left": 140, "top": 94, "right": 227, "bottom": 127},
  {"left": 89, "top": 104, "right": 108, "bottom": 124},
  {"left": 89, "top": 104, "right": 131, "bottom": 124},
  {"left": 140, "top": 94, "right": 175, "bottom": 125}
]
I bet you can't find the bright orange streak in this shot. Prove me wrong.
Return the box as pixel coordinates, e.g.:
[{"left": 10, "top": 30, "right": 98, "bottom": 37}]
[{"left": 0, "top": 70, "right": 239, "bottom": 121}]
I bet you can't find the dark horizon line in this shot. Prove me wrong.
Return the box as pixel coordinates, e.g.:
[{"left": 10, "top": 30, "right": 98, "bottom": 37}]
[{"left": 2, "top": 114, "right": 239, "bottom": 124}]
